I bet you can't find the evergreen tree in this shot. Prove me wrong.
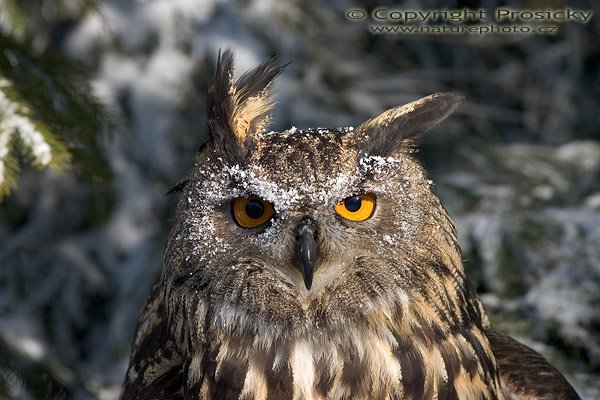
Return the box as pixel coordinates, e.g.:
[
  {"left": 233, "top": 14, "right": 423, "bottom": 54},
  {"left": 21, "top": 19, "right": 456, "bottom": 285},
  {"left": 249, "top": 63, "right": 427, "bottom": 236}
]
[{"left": 0, "top": 0, "right": 111, "bottom": 201}]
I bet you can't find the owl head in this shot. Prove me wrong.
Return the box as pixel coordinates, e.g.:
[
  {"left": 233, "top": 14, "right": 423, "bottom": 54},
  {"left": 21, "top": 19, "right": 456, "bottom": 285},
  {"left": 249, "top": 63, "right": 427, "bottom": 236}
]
[{"left": 162, "top": 50, "right": 467, "bottom": 339}]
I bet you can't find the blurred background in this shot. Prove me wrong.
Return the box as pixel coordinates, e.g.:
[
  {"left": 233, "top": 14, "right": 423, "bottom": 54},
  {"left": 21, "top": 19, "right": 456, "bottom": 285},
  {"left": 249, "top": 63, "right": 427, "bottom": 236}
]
[{"left": 0, "top": 0, "right": 599, "bottom": 398}]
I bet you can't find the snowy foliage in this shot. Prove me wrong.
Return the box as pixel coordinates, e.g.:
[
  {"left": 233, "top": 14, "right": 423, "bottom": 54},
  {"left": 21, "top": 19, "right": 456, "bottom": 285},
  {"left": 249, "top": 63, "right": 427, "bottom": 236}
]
[
  {"left": 0, "top": 78, "right": 54, "bottom": 192},
  {"left": 0, "top": 0, "right": 599, "bottom": 399},
  {"left": 0, "top": 30, "right": 112, "bottom": 201}
]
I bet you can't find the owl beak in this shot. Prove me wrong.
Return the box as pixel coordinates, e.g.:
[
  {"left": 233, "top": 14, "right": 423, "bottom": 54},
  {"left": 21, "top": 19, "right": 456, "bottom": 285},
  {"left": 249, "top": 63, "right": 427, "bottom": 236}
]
[{"left": 298, "top": 221, "right": 317, "bottom": 290}]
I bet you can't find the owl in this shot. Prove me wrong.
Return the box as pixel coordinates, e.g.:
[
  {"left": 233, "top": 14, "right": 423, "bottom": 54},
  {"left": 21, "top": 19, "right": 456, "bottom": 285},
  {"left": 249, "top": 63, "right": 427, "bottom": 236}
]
[{"left": 121, "top": 50, "right": 580, "bottom": 400}]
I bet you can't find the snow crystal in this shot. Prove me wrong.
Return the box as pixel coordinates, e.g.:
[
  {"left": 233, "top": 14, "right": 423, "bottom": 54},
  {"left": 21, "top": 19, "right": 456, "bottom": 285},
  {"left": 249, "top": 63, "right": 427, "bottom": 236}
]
[
  {"left": 224, "top": 164, "right": 303, "bottom": 210},
  {"left": 382, "top": 234, "right": 395, "bottom": 245},
  {"left": 13, "top": 118, "right": 52, "bottom": 165},
  {"left": 556, "top": 141, "right": 600, "bottom": 171},
  {"left": 0, "top": 319, "right": 45, "bottom": 361},
  {"left": 585, "top": 192, "right": 600, "bottom": 209},
  {"left": 17, "top": 336, "right": 45, "bottom": 360},
  {"left": 127, "top": 366, "right": 138, "bottom": 382},
  {"left": 0, "top": 128, "right": 11, "bottom": 186},
  {"left": 527, "top": 272, "right": 598, "bottom": 353},
  {"left": 0, "top": 122, "right": 12, "bottom": 159},
  {"left": 359, "top": 154, "right": 400, "bottom": 176},
  {"left": 64, "top": 4, "right": 116, "bottom": 56}
]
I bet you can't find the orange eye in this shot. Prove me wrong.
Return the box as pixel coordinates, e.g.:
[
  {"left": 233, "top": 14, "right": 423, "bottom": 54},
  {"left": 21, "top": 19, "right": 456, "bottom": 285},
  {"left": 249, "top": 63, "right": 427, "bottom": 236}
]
[
  {"left": 334, "top": 193, "right": 376, "bottom": 221},
  {"left": 232, "top": 196, "right": 275, "bottom": 228}
]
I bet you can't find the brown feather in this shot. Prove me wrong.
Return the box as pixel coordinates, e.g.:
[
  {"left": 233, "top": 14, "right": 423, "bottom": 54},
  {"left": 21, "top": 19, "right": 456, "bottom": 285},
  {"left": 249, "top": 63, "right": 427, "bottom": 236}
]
[
  {"left": 354, "top": 91, "right": 465, "bottom": 157},
  {"left": 206, "top": 48, "right": 285, "bottom": 163},
  {"left": 486, "top": 329, "right": 581, "bottom": 399}
]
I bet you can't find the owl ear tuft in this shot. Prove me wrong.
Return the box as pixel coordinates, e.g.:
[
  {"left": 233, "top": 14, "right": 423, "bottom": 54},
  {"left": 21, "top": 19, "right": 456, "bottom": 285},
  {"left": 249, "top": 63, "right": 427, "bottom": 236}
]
[
  {"left": 207, "top": 49, "right": 286, "bottom": 157},
  {"left": 354, "top": 92, "right": 464, "bottom": 157}
]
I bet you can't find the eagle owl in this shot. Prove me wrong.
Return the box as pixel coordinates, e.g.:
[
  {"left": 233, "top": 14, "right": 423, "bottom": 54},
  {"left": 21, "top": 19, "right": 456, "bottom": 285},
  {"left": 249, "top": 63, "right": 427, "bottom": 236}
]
[{"left": 121, "top": 51, "right": 580, "bottom": 400}]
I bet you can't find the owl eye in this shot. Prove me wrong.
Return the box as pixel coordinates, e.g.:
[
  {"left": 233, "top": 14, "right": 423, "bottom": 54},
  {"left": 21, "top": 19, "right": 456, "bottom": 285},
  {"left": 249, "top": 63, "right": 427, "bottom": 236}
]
[
  {"left": 334, "top": 193, "right": 376, "bottom": 221},
  {"left": 232, "top": 196, "right": 275, "bottom": 228}
]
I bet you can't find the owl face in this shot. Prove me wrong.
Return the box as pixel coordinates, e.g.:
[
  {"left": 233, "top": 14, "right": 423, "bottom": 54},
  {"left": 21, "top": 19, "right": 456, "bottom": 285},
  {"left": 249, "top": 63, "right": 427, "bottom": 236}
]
[
  {"left": 179, "top": 129, "right": 426, "bottom": 279},
  {"left": 162, "top": 51, "right": 465, "bottom": 337}
]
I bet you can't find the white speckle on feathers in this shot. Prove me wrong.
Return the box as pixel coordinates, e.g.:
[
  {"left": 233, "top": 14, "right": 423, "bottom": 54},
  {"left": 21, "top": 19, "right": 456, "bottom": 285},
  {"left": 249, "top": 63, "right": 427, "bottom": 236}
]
[{"left": 185, "top": 144, "right": 423, "bottom": 260}]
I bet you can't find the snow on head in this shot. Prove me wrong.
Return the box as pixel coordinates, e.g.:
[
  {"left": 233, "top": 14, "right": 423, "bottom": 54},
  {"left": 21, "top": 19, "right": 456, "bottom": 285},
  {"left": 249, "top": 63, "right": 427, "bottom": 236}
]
[{"left": 189, "top": 141, "right": 424, "bottom": 251}]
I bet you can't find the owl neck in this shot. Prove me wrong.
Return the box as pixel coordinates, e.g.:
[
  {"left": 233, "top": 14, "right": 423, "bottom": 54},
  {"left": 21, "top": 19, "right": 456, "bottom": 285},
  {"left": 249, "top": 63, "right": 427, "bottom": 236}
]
[{"left": 181, "top": 271, "right": 499, "bottom": 399}]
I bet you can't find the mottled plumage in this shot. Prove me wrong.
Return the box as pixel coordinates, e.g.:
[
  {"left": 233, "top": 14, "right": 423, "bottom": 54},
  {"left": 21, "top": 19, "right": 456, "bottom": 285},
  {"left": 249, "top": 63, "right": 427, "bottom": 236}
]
[{"left": 121, "top": 50, "right": 580, "bottom": 400}]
